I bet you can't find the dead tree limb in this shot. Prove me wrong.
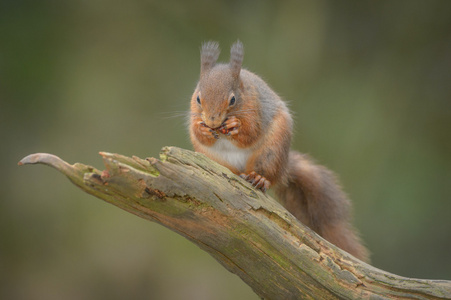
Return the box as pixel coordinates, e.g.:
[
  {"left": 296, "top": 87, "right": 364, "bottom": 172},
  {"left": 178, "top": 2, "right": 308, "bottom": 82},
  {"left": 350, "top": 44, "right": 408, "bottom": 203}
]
[{"left": 18, "top": 146, "right": 451, "bottom": 299}]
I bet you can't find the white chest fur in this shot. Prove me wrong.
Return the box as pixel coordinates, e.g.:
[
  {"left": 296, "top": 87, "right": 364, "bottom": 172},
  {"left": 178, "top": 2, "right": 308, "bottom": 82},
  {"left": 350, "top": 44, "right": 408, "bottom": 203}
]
[{"left": 207, "top": 138, "right": 252, "bottom": 172}]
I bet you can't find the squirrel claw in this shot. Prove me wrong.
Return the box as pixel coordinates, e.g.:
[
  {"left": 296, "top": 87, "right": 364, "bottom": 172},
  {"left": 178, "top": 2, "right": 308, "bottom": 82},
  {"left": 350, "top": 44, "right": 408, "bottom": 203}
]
[
  {"left": 198, "top": 121, "right": 218, "bottom": 139},
  {"left": 227, "top": 128, "right": 240, "bottom": 136},
  {"left": 219, "top": 116, "right": 241, "bottom": 136},
  {"left": 209, "top": 129, "right": 219, "bottom": 139},
  {"left": 240, "top": 171, "right": 270, "bottom": 192}
]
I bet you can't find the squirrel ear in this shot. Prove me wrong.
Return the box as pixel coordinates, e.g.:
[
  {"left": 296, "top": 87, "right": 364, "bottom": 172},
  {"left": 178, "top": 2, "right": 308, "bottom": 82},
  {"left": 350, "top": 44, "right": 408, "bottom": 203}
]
[
  {"left": 200, "top": 41, "right": 220, "bottom": 77},
  {"left": 230, "top": 40, "right": 244, "bottom": 80}
]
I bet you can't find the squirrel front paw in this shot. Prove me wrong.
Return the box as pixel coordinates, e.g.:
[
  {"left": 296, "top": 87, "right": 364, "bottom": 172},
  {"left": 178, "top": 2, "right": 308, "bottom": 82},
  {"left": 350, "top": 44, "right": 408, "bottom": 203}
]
[
  {"left": 218, "top": 116, "right": 241, "bottom": 136},
  {"left": 198, "top": 121, "right": 219, "bottom": 139},
  {"left": 240, "top": 171, "right": 271, "bottom": 192}
]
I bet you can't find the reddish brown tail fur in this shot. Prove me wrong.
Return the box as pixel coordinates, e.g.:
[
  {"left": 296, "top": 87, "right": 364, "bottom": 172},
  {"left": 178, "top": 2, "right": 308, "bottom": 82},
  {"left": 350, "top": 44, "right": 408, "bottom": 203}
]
[{"left": 275, "top": 151, "right": 370, "bottom": 262}]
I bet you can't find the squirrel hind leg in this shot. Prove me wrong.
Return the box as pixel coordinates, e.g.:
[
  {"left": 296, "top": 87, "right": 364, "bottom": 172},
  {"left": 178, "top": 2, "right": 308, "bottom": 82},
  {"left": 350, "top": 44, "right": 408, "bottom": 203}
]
[{"left": 240, "top": 171, "right": 271, "bottom": 192}]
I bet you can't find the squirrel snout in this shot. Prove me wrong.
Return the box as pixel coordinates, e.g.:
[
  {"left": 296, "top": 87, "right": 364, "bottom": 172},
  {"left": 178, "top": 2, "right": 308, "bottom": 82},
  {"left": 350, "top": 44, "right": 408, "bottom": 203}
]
[{"left": 202, "top": 114, "right": 225, "bottom": 129}]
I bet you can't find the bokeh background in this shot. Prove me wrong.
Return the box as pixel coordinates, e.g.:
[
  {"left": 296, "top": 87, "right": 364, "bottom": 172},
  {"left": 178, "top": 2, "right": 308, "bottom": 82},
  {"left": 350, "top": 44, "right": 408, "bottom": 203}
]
[{"left": 2, "top": 1, "right": 450, "bottom": 299}]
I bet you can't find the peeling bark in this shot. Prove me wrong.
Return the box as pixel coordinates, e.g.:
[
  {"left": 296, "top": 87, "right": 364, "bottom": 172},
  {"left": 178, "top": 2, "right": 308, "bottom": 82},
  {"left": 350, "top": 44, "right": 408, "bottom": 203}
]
[{"left": 18, "top": 147, "right": 451, "bottom": 299}]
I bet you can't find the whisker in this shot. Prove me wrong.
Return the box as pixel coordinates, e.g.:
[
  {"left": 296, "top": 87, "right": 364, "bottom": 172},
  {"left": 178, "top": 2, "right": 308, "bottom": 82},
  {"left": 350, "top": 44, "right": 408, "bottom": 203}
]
[
  {"left": 158, "top": 111, "right": 191, "bottom": 120},
  {"left": 233, "top": 108, "right": 258, "bottom": 113},
  {"left": 233, "top": 109, "right": 259, "bottom": 117}
]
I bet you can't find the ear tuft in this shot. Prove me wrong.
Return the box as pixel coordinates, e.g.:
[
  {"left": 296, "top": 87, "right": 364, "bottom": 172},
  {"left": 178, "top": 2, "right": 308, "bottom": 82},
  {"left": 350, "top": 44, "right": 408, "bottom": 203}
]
[
  {"left": 230, "top": 40, "right": 244, "bottom": 80},
  {"left": 200, "top": 41, "right": 220, "bottom": 76}
]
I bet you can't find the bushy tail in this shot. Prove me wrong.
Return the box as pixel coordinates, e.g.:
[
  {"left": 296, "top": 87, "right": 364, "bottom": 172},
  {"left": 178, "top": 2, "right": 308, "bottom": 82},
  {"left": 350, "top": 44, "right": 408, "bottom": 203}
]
[{"left": 275, "top": 151, "right": 370, "bottom": 262}]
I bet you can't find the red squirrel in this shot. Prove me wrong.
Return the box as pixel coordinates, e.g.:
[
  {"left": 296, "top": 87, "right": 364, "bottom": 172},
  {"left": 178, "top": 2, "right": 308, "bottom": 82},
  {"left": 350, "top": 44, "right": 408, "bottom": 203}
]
[{"left": 189, "top": 41, "right": 369, "bottom": 262}]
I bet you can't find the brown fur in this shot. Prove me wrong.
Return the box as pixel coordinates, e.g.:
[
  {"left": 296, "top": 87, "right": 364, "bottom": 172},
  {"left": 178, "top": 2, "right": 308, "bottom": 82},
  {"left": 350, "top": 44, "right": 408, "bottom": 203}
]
[
  {"left": 189, "top": 41, "right": 370, "bottom": 262},
  {"left": 275, "top": 151, "right": 370, "bottom": 261}
]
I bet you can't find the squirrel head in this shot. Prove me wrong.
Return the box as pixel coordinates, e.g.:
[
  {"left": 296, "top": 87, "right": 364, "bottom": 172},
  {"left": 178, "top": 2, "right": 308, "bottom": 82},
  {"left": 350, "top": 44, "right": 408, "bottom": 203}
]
[{"left": 192, "top": 40, "right": 244, "bottom": 129}]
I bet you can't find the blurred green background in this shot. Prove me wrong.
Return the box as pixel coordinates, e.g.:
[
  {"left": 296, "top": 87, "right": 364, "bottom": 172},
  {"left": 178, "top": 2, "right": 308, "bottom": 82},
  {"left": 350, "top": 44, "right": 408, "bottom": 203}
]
[{"left": 2, "top": 1, "right": 450, "bottom": 299}]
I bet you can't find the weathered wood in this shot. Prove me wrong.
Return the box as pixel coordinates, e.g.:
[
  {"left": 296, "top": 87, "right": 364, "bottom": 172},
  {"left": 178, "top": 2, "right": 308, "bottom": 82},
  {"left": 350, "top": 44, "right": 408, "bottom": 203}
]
[{"left": 18, "top": 147, "right": 451, "bottom": 299}]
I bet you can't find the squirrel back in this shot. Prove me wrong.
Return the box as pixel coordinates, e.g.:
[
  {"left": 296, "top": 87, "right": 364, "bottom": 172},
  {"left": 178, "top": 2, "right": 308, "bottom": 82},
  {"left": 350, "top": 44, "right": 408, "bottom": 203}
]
[{"left": 189, "top": 41, "right": 369, "bottom": 262}]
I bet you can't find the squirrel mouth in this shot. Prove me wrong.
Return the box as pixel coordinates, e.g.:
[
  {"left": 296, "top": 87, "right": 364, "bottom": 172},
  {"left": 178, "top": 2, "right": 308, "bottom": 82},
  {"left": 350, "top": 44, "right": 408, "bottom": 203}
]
[
  {"left": 200, "top": 118, "right": 232, "bottom": 137},
  {"left": 202, "top": 117, "right": 228, "bottom": 130}
]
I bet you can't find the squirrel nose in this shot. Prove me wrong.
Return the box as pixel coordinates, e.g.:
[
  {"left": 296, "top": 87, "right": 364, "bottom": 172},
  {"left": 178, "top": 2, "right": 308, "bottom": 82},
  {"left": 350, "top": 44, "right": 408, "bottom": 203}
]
[
  {"left": 205, "top": 116, "right": 223, "bottom": 129},
  {"left": 201, "top": 111, "right": 224, "bottom": 128}
]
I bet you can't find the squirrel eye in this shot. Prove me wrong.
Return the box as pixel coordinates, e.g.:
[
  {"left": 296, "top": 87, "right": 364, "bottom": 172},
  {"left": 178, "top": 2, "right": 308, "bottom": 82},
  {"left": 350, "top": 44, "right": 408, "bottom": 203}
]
[
  {"left": 196, "top": 95, "right": 201, "bottom": 104},
  {"left": 229, "top": 96, "right": 236, "bottom": 106}
]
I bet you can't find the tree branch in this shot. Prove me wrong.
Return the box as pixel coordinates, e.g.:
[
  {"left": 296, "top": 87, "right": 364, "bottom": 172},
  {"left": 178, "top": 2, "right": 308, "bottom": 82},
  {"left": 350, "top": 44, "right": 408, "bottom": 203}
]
[{"left": 18, "top": 146, "right": 451, "bottom": 299}]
